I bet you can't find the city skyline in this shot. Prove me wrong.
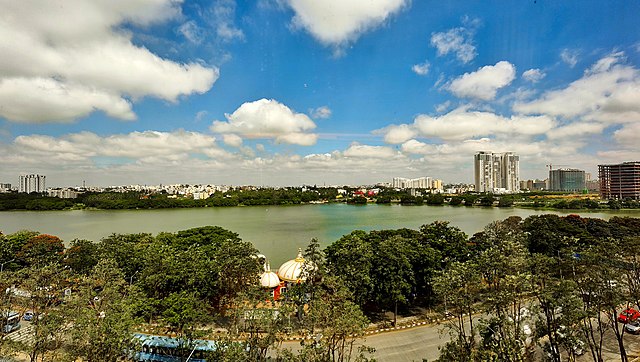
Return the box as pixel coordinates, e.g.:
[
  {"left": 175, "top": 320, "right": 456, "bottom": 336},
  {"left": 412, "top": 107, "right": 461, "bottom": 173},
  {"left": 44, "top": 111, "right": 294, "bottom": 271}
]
[{"left": 1, "top": 1, "right": 639, "bottom": 187}]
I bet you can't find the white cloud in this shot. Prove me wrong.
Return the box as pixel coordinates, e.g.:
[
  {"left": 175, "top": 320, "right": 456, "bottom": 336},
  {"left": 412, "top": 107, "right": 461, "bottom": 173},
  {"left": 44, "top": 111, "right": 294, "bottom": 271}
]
[
  {"left": 448, "top": 61, "right": 516, "bottom": 100},
  {"left": 310, "top": 106, "right": 332, "bottom": 119},
  {"left": 613, "top": 122, "right": 640, "bottom": 149},
  {"left": 435, "top": 101, "right": 451, "bottom": 113},
  {"left": 223, "top": 134, "right": 243, "bottom": 147},
  {"left": 378, "top": 107, "right": 555, "bottom": 143},
  {"left": 210, "top": 99, "right": 318, "bottom": 145},
  {"left": 379, "top": 124, "right": 418, "bottom": 144},
  {"left": 400, "top": 139, "right": 435, "bottom": 155},
  {"left": 546, "top": 122, "right": 607, "bottom": 140},
  {"left": 514, "top": 52, "right": 640, "bottom": 124},
  {"left": 195, "top": 111, "right": 209, "bottom": 122},
  {"left": 560, "top": 49, "right": 579, "bottom": 68},
  {"left": 412, "top": 61, "right": 430, "bottom": 76},
  {"left": 0, "top": 0, "right": 218, "bottom": 123},
  {"left": 413, "top": 109, "right": 553, "bottom": 141},
  {"left": 430, "top": 27, "right": 476, "bottom": 64},
  {"left": 343, "top": 143, "right": 399, "bottom": 159},
  {"left": 585, "top": 51, "right": 625, "bottom": 75},
  {"left": 213, "top": 0, "right": 245, "bottom": 42},
  {"left": 522, "top": 68, "right": 545, "bottom": 83},
  {"left": 10, "top": 130, "right": 229, "bottom": 166},
  {"left": 178, "top": 21, "right": 205, "bottom": 44},
  {"left": 0, "top": 78, "right": 135, "bottom": 123},
  {"left": 286, "top": 0, "right": 407, "bottom": 48}
]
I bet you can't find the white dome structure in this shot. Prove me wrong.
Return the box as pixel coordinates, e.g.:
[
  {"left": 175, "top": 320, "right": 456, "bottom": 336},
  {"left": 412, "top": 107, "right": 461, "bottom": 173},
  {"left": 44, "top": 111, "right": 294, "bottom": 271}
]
[
  {"left": 260, "top": 262, "right": 280, "bottom": 288},
  {"left": 277, "top": 249, "right": 315, "bottom": 283}
]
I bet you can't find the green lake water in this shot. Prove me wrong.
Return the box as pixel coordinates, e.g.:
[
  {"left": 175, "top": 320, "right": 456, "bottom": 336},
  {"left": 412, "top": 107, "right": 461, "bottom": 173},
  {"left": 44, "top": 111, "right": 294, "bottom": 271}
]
[{"left": 2, "top": 204, "right": 639, "bottom": 267}]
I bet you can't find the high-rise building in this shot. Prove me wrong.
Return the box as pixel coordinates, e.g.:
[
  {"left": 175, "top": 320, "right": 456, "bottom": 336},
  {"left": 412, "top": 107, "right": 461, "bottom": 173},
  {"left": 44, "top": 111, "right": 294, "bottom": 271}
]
[
  {"left": 549, "top": 169, "right": 586, "bottom": 192},
  {"left": 392, "top": 176, "right": 442, "bottom": 190},
  {"left": 19, "top": 174, "right": 46, "bottom": 194},
  {"left": 474, "top": 152, "right": 520, "bottom": 193},
  {"left": 598, "top": 162, "right": 640, "bottom": 200}
]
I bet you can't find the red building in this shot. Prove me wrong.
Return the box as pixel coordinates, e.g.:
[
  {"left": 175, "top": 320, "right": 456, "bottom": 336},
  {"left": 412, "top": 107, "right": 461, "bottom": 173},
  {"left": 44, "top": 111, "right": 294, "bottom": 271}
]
[{"left": 598, "top": 162, "right": 640, "bottom": 200}]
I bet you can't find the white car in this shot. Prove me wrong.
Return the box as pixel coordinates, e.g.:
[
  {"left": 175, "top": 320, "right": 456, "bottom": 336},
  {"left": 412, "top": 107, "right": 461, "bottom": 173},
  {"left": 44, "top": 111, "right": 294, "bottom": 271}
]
[{"left": 625, "top": 321, "right": 640, "bottom": 335}]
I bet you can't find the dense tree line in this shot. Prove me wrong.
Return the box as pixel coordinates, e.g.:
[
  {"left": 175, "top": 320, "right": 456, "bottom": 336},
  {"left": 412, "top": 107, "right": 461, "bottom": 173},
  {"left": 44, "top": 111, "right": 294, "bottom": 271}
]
[
  {"left": 2, "top": 215, "right": 640, "bottom": 361},
  {"left": 433, "top": 215, "right": 640, "bottom": 361},
  {"left": 3, "top": 187, "right": 640, "bottom": 211},
  {"left": 0, "top": 227, "right": 375, "bottom": 361}
]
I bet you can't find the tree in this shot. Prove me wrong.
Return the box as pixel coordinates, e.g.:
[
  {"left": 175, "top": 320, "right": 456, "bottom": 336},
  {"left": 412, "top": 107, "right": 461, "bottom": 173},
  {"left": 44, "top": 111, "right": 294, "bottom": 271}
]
[
  {"left": 574, "top": 239, "right": 628, "bottom": 362},
  {"left": 17, "top": 234, "right": 65, "bottom": 267},
  {"left": 294, "top": 276, "right": 374, "bottom": 362},
  {"left": 325, "top": 231, "right": 374, "bottom": 308},
  {"left": 529, "top": 253, "right": 584, "bottom": 362},
  {"left": 226, "top": 287, "right": 290, "bottom": 361},
  {"left": 475, "top": 221, "right": 532, "bottom": 361},
  {"left": 371, "top": 236, "right": 414, "bottom": 326},
  {"left": 0, "top": 231, "right": 35, "bottom": 271},
  {"left": 161, "top": 291, "right": 210, "bottom": 361},
  {"left": 98, "top": 233, "right": 153, "bottom": 281},
  {"left": 419, "top": 221, "right": 469, "bottom": 268},
  {"left": 65, "top": 259, "right": 139, "bottom": 362},
  {"left": 63, "top": 239, "right": 99, "bottom": 275},
  {"left": 433, "top": 261, "right": 481, "bottom": 358},
  {"left": 15, "top": 265, "right": 70, "bottom": 362},
  {"left": 303, "top": 238, "right": 326, "bottom": 332}
]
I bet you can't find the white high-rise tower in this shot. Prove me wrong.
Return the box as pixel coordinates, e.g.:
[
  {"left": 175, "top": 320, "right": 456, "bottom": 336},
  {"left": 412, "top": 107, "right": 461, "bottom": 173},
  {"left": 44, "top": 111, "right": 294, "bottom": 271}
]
[
  {"left": 19, "top": 174, "right": 46, "bottom": 194},
  {"left": 474, "top": 152, "right": 519, "bottom": 193}
]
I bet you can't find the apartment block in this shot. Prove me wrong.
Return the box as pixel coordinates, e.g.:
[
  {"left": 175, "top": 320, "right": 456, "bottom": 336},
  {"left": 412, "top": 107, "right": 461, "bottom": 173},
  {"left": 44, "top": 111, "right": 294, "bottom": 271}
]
[
  {"left": 598, "top": 162, "right": 640, "bottom": 200},
  {"left": 473, "top": 151, "right": 520, "bottom": 192},
  {"left": 474, "top": 152, "right": 520, "bottom": 193},
  {"left": 19, "top": 174, "right": 46, "bottom": 194}
]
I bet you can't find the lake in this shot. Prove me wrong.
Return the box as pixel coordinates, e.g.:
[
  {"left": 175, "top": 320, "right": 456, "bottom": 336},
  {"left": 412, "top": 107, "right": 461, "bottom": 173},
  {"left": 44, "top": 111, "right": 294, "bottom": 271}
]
[{"left": 2, "top": 204, "right": 639, "bottom": 267}]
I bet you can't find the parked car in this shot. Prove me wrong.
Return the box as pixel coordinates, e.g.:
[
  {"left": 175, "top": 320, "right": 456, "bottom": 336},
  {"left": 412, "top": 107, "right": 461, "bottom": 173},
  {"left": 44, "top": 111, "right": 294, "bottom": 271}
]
[
  {"left": 23, "top": 311, "right": 34, "bottom": 321},
  {"left": 618, "top": 308, "right": 640, "bottom": 323},
  {"left": 625, "top": 321, "right": 640, "bottom": 335}
]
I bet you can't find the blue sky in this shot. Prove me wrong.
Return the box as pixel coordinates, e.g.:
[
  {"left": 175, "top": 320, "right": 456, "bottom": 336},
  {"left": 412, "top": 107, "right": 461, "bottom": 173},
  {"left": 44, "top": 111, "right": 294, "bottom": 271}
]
[{"left": 1, "top": 0, "right": 639, "bottom": 187}]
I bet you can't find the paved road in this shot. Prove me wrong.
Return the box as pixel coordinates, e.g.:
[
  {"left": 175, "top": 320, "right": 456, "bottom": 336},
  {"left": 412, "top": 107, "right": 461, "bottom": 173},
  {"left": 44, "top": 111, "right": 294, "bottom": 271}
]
[
  {"left": 280, "top": 322, "right": 450, "bottom": 362},
  {"left": 364, "top": 324, "right": 450, "bottom": 361}
]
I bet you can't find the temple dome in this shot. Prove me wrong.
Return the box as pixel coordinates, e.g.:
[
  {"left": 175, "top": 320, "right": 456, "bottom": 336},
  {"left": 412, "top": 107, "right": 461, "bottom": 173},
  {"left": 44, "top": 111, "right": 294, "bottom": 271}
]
[
  {"left": 260, "top": 262, "right": 280, "bottom": 288},
  {"left": 277, "top": 249, "right": 315, "bottom": 283}
]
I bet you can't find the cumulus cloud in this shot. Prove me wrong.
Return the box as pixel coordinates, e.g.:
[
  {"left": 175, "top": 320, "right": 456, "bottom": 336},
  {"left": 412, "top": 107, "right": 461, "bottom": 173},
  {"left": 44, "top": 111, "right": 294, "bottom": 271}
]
[
  {"left": 9, "top": 130, "right": 229, "bottom": 167},
  {"left": 0, "top": 78, "right": 135, "bottom": 123},
  {"left": 343, "top": 143, "right": 400, "bottom": 159},
  {"left": 210, "top": 99, "right": 318, "bottom": 145},
  {"left": 613, "top": 122, "right": 640, "bottom": 149},
  {"left": 514, "top": 52, "right": 640, "bottom": 123},
  {"left": 223, "top": 134, "right": 243, "bottom": 147},
  {"left": 560, "top": 49, "right": 579, "bottom": 68},
  {"left": 310, "top": 106, "right": 332, "bottom": 119},
  {"left": 0, "top": 0, "right": 218, "bottom": 123},
  {"left": 447, "top": 61, "right": 516, "bottom": 100},
  {"left": 412, "top": 61, "right": 430, "bottom": 76},
  {"left": 430, "top": 27, "right": 477, "bottom": 64},
  {"left": 286, "top": 0, "right": 407, "bottom": 48},
  {"left": 522, "top": 68, "right": 545, "bottom": 83},
  {"left": 378, "top": 107, "right": 555, "bottom": 143},
  {"left": 400, "top": 139, "right": 435, "bottom": 155},
  {"left": 546, "top": 122, "right": 607, "bottom": 140},
  {"left": 378, "top": 124, "right": 417, "bottom": 144}
]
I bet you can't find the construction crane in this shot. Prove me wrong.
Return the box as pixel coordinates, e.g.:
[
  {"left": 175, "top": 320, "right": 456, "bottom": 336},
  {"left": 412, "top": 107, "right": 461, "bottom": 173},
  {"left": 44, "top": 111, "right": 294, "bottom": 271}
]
[{"left": 546, "top": 164, "right": 569, "bottom": 172}]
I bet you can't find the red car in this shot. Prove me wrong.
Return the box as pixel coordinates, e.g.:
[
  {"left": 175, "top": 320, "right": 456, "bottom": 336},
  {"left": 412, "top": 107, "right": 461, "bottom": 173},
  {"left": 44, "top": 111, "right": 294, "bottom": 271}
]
[{"left": 618, "top": 308, "right": 640, "bottom": 323}]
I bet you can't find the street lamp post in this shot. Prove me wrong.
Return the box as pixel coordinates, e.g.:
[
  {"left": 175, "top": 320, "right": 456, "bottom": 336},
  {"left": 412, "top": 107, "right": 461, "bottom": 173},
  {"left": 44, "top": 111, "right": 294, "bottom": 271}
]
[
  {"left": 129, "top": 270, "right": 140, "bottom": 285},
  {"left": 1, "top": 259, "right": 15, "bottom": 273}
]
